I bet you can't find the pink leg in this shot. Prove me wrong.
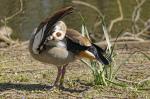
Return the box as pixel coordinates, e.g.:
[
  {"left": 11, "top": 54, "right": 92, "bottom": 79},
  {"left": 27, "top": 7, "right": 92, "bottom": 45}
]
[
  {"left": 60, "top": 64, "right": 68, "bottom": 87},
  {"left": 53, "top": 66, "right": 62, "bottom": 87}
]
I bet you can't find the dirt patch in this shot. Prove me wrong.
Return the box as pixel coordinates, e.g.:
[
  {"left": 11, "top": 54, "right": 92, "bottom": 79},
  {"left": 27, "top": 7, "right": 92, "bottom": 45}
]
[{"left": 0, "top": 42, "right": 150, "bottom": 99}]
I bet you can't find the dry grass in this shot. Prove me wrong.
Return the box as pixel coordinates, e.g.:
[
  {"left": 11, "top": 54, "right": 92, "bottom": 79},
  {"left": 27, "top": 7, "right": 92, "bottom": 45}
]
[{"left": 0, "top": 42, "right": 150, "bottom": 99}]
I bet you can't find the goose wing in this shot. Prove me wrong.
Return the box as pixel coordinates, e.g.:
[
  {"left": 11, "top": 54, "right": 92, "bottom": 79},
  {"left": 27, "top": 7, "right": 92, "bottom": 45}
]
[
  {"left": 32, "top": 6, "right": 73, "bottom": 54},
  {"left": 66, "top": 29, "right": 110, "bottom": 65}
]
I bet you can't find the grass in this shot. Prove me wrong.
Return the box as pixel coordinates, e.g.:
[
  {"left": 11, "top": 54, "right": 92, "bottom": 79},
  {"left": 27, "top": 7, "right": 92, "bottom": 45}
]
[
  {"left": 78, "top": 1, "right": 150, "bottom": 91},
  {"left": 71, "top": 3, "right": 150, "bottom": 98},
  {"left": 0, "top": 2, "right": 149, "bottom": 98},
  {"left": 0, "top": 42, "right": 150, "bottom": 98},
  {"left": 80, "top": 14, "right": 116, "bottom": 86}
]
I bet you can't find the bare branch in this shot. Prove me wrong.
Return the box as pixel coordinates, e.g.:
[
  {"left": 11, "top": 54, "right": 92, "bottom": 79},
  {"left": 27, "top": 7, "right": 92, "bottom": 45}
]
[
  {"left": 4, "top": 0, "right": 23, "bottom": 21},
  {"left": 0, "top": 0, "right": 23, "bottom": 45},
  {"left": 136, "top": 25, "right": 150, "bottom": 36},
  {"left": 110, "top": 37, "right": 144, "bottom": 42},
  {"left": 132, "top": 0, "right": 146, "bottom": 22},
  {"left": 131, "top": 0, "right": 146, "bottom": 33},
  {"left": 138, "top": 77, "right": 150, "bottom": 84},
  {"left": 116, "top": 77, "right": 139, "bottom": 84},
  {"left": 0, "top": 34, "right": 15, "bottom": 44},
  {"left": 72, "top": 0, "right": 104, "bottom": 17},
  {"left": 108, "top": 0, "right": 123, "bottom": 32}
]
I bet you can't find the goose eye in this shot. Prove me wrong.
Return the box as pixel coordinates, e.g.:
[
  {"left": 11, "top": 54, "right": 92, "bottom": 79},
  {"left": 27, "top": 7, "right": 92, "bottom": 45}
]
[{"left": 56, "top": 32, "right": 62, "bottom": 37}]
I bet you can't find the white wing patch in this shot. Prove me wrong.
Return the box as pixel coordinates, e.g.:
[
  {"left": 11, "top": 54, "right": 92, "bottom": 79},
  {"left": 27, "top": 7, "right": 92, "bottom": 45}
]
[{"left": 32, "top": 24, "right": 47, "bottom": 54}]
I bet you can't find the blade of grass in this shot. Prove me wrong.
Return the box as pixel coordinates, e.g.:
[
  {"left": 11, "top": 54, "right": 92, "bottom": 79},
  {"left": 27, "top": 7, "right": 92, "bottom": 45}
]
[
  {"left": 109, "top": 29, "right": 124, "bottom": 81},
  {"left": 105, "top": 78, "right": 128, "bottom": 87},
  {"left": 78, "top": 12, "right": 91, "bottom": 40},
  {"left": 137, "top": 50, "right": 150, "bottom": 60},
  {"left": 101, "top": 20, "right": 111, "bottom": 53}
]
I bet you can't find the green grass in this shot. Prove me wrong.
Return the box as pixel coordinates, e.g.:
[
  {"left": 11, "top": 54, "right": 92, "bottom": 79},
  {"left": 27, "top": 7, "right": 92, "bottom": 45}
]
[
  {"left": 0, "top": 2, "right": 150, "bottom": 98},
  {"left": 0, "top": 43, "right": 150, "bottom": 98},
  {"left": 75, "top": 3, "right": 150, "bottom": 98}
]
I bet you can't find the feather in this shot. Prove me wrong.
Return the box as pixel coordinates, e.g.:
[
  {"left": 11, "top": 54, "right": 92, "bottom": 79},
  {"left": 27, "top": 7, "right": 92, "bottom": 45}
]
[
  {"left": 32, "top": 24, "right": 47, "bottom": 54},
  {"left": 88, "top": 44, "right": 110, "bottom": 65},
  {"left": 33, "top": 6, "right": 74, "bottom": 53},
  {"left": 66, "top": 29, "right": 91, "bottom": 47},
  {"left": 66, "top": 29, "right": 110, "bottom": 65}
]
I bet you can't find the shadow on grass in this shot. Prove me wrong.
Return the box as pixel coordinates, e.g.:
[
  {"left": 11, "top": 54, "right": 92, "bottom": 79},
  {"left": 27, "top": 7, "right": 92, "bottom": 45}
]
[
  {"left": 0, "top": 81, "right": 91, "bottom": 93},
  {"left": 0, "top": 83, "right": 53, "bottom": 91}
]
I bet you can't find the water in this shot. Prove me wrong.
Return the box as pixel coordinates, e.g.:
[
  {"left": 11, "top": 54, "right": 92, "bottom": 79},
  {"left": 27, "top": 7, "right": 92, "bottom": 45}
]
[{"left": 0, "top": 0, "right": 149, "bottom": 40}]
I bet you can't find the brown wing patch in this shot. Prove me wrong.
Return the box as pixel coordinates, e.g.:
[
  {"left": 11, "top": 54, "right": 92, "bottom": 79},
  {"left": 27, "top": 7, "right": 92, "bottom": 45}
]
[{"left": 66, "top": 29, "right": 91, "bottom": 46}]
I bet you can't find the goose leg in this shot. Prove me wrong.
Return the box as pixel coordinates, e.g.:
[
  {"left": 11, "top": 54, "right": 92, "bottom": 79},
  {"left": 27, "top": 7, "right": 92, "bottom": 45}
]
[
  {"left": 59, "top": 64, "right": 68, "bottom": 87},
  {"left": 53, "top": 66, "right": 62, "bottom": 87}
]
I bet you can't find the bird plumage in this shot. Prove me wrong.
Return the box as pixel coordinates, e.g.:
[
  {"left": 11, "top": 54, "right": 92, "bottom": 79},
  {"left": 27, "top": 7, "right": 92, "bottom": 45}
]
[
  {"left": 65, "top": 29, "right": 109, "bottom": 65},
  {"left": 29, "top": 6, "right": 110, "bottom": 87},
  {"left": 32, "top": 6, "right": 73, "bottom": 54}
]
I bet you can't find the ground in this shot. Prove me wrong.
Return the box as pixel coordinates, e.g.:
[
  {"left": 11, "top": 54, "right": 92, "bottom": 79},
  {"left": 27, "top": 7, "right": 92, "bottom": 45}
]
[{"left": 0, "top": 42, "right": 150, "bottom": 99}]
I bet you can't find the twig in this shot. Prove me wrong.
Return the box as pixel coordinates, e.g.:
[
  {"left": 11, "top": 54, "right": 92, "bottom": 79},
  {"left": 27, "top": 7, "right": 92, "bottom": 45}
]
[
  {"left": 72, "top": 0, "right": 104, "bottom": 17},
  {"left": 4, "top": 0, "right": 23, "bottom": 22},
  {"left": 131, "top": 0, "right": 146, "bottom": 33},
  {"left": 0, "top": 0, "right": 23, "bottom": 45},
  {"left": 136, "top": 25, "right": 150, "bottom": 36},
  {"left": 0, "top": 34, "right": 15, "bottom": 44},
  {"left": 138, "top": 77, "right": 150, "bottom": 84},
  {"left": 110, "top": 37, "right": 144, "bottom": 42},
  {"left": 132, "top": 0, "right": 145, "bottom": 22},
  {"left": 108, "top": 0, "right": 123, "bottom": 32},
  {"left": 121, "top": 32, "right": 135, "bottom": 37},
  {"left": 116, "top": 77, "right": 139, "bottom": 84}
]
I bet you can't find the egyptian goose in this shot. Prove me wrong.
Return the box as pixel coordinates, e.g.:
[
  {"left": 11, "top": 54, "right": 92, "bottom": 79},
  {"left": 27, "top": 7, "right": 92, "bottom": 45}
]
[{"left": 29, "top": 6, "right": 110, "bottom": 87}]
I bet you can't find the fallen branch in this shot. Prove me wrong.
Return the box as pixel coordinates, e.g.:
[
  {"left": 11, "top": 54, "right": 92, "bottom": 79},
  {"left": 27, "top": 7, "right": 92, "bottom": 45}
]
[
  {"left": 0, "top": 34, "right": 15, "bottom": 44},
  {"left": 138, "top": 77, "right": 150, "bottom": 85},
  {"left": 0, "top": 0, "right": 23, "bottom": 45},
  {"left": 116, "top": 77, "right": 139, "bottom": 84}
]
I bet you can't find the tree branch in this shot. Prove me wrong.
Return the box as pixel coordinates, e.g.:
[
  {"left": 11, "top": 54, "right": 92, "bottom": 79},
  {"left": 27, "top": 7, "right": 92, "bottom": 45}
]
[
  {"left": 108, "top": 0, "right": 123, "bottom": 32},
  {"left": 4, "top": 0, "right": 23, "bottom": 22}
]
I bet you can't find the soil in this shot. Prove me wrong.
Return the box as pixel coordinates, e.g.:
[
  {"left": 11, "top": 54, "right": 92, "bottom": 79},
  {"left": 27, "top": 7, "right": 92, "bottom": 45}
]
[{"left": 0, "top": 41, "right": 149, "bottom": 99}]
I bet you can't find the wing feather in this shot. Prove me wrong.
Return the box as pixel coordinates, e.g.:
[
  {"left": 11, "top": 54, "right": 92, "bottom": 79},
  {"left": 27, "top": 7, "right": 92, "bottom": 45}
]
[
  {"left": 32, "top": 6, "right": 73, "bottom": 53},
  {"left": 66, "top": 29, "right": 91, "bottom": 47}
]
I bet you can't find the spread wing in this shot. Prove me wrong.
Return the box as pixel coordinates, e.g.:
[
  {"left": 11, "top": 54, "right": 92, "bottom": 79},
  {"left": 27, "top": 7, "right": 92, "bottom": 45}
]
[{"left": 32, "top": 6, "right": 73, "bottom": 54}]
